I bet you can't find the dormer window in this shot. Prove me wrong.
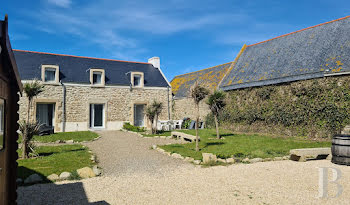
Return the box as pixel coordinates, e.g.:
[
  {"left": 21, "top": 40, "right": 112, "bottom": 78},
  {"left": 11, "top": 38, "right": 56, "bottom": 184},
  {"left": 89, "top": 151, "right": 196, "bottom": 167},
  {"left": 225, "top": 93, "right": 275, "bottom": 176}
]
[
  {"left": 90, "top": 69, "right": 105, "bottom": 86},
  {"left": 131, "top": 72, "right": 144, "bottom": 88},
  {"left": 41, "top": 65, "right": 59, "bottom": 83}
]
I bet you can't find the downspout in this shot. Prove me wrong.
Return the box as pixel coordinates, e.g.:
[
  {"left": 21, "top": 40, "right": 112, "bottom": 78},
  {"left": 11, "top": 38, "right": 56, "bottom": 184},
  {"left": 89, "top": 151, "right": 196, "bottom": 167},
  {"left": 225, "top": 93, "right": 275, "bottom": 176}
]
[
  {"left": 167, "top": 86, "right": 170, "bottom": 120},
  {"left": 60, "top": 81, "right": 66, "bottom": 132}
]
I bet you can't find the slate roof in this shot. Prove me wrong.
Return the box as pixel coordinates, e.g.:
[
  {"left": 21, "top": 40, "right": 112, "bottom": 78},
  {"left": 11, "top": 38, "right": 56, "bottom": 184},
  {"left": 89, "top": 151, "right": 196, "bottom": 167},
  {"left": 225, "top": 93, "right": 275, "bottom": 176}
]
[
  {"left": 13, "top": 50, "right": 169, "bottom": 87},
  {"left": 171, "top": 62, "right": 233, "bottom": 98},
  {"left": 220, "top": 15, "right": 350, "bottom": 90}
]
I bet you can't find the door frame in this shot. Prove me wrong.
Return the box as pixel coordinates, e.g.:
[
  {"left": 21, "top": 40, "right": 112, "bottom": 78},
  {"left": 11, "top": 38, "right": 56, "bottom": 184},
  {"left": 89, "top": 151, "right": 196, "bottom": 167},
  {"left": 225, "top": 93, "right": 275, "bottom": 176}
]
[
  {"left": 33, "top": 99, "right": 60, "bottom": 132},
  {"left": 131, "top": 101, "right": 147, "bottom": 127},
  {"left": 89, "top": 103, "right": 105, "bottom": 129}
]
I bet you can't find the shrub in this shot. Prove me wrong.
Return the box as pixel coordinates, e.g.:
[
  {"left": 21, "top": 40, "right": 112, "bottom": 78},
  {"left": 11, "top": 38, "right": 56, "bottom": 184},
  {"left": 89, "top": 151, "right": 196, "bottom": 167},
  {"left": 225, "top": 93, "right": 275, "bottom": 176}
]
[
  {"left": 123, "top": 122, "right": 146, "bottom": 132},
  {"left": 221, "top": 76, "right": 350, "bottom": 138}
]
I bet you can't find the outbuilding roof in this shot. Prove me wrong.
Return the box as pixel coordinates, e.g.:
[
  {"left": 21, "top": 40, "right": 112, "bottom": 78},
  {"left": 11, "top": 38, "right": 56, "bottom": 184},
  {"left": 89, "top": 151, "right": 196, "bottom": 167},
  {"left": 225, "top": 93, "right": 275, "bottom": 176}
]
[
  {"left": 220, "top": 15, "right": 350, "bottom": 90},
  {"left": 171, "top": 62, "right": 233, "bottom": 98},
  {"left": 14, "top": 50, "right": 169, "bottom": 87}
]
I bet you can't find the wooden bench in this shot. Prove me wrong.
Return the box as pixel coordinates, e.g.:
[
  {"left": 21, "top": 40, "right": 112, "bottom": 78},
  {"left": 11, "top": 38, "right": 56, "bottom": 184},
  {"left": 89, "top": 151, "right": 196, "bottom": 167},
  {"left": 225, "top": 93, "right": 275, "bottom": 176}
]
[
  {"left": 290, "top": 148, "right": 332, "bottom": 162},
  {"left": 171, "top": 131, "right": 200, "bottom": 142}
]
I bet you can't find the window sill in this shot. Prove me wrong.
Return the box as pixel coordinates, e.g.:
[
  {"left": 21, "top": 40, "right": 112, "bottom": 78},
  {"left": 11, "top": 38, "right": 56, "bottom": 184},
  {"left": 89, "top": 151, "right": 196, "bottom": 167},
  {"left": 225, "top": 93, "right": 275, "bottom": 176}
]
[
  {"left": 91, "top": 84, "right": 105, "bottom": 88},
  {"left": 43, "top": 82, "right": 60, "bottom": 86}
]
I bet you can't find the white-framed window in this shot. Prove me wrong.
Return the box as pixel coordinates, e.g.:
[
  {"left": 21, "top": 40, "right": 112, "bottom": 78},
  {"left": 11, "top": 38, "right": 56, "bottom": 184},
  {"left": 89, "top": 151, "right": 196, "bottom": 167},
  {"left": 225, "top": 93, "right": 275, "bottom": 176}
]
[
  {"left": 90, "top": 69, "right": 105, "bottom": 86},
  {"left": 131, "top": 72, "right": 144, "bottom": 88},
  {"left": 41, "top": 65, "right": 59, "bottom": 83}
]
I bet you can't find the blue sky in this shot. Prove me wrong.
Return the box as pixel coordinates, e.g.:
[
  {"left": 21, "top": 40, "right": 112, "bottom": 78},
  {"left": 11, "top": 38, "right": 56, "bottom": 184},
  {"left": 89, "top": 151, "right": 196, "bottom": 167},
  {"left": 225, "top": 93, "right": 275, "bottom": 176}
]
[{"left": 2, "top": 0, "right": 350, "bottom": 81}]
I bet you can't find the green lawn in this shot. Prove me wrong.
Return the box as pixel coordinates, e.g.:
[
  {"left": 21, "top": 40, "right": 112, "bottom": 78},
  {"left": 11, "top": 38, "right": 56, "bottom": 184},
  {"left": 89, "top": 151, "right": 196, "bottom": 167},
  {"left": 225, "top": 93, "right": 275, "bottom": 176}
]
[
  {"left": 141, "top": 131, "right": 172, "bottom": 137},
  {"left": 0, "top": 134, "right": 3, "bottom": 149},
  {"left": 159, "top": 129, "right": 331, "bottom": 160},
  {"left": 17, "top": 144, "right": 94, "bottom": 181},
  {"left": 18, "top": 131, "right": 98, "bottom": 143}
]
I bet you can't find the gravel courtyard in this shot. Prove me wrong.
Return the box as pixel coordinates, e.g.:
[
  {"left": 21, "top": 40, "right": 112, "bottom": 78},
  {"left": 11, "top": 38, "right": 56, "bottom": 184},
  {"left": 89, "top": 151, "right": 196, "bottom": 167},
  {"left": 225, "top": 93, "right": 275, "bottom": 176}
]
[{"left": 17, "top": 131, "right": 350, "bottom": 204}]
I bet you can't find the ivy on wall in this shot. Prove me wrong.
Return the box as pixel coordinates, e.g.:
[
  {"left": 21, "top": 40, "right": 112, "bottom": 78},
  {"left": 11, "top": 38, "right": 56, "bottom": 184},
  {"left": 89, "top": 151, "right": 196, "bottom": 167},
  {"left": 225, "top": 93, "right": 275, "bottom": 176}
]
[{"left": 211, "top": 75, "right": 350, "bottom": 138}]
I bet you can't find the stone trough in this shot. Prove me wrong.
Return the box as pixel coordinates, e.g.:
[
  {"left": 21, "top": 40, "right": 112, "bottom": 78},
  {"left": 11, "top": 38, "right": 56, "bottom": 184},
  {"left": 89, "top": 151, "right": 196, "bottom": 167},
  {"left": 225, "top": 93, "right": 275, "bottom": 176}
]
[
  {"left": 171, "top": 131, "right": 199, "bottom": 142},
  {"left": 290, "top": 148, "right": 331, "bottom": 162}
]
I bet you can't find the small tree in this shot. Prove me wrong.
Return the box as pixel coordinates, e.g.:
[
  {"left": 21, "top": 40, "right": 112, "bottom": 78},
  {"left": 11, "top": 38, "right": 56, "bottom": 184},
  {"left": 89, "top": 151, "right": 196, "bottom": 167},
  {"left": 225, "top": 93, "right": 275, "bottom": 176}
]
[
  {"left": 190, "top": 82, "right": 209, "bottom": 151},
  {"left": 152, "top": 101, "right": 163, "bottom": 133},
  {"left": 207, "top": 90, "right": 226, "bottom": 139},
  {"left": 145, "top": 105, "right": 156, "bottom": 134},
  {"left": 22, "top": 80, "right": 44, "bottom": 158},
  {"left": 145, "top": 100, "right": 163, "bottom": 134}
]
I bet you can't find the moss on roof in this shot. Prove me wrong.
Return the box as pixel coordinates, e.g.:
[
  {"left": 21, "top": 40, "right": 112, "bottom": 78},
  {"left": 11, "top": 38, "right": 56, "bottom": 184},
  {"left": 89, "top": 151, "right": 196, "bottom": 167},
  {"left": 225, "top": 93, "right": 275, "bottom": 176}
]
[
  {"left": 171, "top": 62, "right": 233, "bottom": 98},
  {"left": 220, "top": 16, "right": 350, "bottom": 90}
]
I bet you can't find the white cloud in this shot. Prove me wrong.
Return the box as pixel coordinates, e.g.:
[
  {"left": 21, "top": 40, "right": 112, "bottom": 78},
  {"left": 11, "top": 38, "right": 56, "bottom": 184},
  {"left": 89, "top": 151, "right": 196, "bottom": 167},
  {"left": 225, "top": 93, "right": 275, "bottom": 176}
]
[{"left": 47, "top": 0, "right": 72, "bottom": 8}]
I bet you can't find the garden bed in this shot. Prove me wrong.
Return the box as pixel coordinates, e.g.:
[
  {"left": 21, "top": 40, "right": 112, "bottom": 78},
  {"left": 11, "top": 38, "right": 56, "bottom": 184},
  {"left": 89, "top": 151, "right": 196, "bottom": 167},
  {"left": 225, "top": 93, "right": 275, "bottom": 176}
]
[{"left": 159, "top": 129, "right": 331, "bottom": 160}]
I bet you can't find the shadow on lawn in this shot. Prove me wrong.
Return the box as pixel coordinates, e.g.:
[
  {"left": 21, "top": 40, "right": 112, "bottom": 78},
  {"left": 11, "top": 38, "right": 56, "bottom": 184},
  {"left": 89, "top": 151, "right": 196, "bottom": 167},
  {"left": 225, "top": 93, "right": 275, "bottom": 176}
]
[
  {"left": 38, "top": 148, "right": 86, "bottom": 157},
  {"left": 203, "top": 141, "right": 225, "bottom": 148},
  {"left": 17, "top": 167, "right": 109, "bottom": 204}
]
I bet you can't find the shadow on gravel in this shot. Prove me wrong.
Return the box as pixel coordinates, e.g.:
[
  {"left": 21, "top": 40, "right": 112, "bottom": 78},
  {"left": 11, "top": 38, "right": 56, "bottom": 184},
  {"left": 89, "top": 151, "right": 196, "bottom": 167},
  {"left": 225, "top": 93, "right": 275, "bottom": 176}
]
[{"left": 17, "top": 167, "right": 109, "bottom": 204}]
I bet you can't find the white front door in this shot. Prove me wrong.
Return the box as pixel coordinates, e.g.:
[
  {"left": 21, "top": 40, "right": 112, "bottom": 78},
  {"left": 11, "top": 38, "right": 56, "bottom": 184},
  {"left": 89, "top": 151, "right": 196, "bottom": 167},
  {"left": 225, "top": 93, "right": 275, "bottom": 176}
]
[
  {"left": 134, "top": 104, "right": 145, "bottom": 127},
  {"left": 90, "top": 104, "right": 105, "bottom": 128}
]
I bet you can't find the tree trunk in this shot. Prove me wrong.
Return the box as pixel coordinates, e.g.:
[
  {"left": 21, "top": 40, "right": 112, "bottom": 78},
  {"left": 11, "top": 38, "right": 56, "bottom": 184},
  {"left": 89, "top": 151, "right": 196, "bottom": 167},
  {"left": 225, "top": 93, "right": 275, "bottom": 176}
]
[
  {"left": 195, "top": 103, "right": 199, "bottom": 152},
  {"left": 214, "top": 114, "right": 220, "bottom": 139},
  {"left": 27, "top": 98, "right": 31, "bottom": 123},
  {"left": 22, "top": 130, "right": 28, "bottom": 159},
  {"left": 155, "top": 115, "right": 158, "bottom": 134},
  {"left": 150, "top": 120, "right": 154, "bottom": 134}
]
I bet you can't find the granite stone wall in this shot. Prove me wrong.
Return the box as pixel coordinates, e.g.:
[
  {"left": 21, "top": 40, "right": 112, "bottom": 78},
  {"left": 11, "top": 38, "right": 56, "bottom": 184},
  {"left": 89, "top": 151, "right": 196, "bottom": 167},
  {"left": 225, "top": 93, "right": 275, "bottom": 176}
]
[{"left": 19, "top": 83, "right": 171, "bottom": 132}]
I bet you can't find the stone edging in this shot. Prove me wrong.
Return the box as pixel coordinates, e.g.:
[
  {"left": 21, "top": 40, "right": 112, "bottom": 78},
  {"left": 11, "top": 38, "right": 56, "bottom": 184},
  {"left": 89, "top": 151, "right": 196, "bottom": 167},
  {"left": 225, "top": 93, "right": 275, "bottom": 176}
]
[
  {"left": 32, "top": 135, "right": 102, "bottom": 145},
  {"left": 121, "top": 129, "right": 174, "bottom": 140},
  {"left": 152, "top": 144, "right": 290, "bottom": 166}
]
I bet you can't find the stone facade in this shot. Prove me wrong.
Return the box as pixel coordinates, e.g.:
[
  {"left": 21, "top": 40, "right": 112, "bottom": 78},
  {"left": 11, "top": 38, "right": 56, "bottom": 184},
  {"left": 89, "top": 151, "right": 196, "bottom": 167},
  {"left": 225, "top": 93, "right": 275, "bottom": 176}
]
[
  {"left": 19, "top": 83, "right": 171, "bottom": 132},
  {"left": 172, "top": 97, "right": 210, "bottom": 121}
]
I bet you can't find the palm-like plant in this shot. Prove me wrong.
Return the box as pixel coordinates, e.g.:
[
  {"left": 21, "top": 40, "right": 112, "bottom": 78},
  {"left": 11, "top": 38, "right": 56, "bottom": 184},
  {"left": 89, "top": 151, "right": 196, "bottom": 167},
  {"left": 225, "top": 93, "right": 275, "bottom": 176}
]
[
  {"left": 152, "top": 101, "right": 163, "bottom": 134},
  {"left": 207, "top": 90, "right": 226, "bottom": 139},
  {"left": 190, "top": 82, "right": 209, "bottom": 151},
  {"left": 145, "top": 100, "right": 163, "bottom": 134},
  {"left": 145, "top": 105, "right": 156, "bottom": 134},
  {"left": 19, "top": 121, "right": 41, "bottom": 158},
  {"left": 22, "top": 80, "right": 44, "bottom": 158},
  {"left": 23, "top": 80, "right": 44, "bottom": 122}
]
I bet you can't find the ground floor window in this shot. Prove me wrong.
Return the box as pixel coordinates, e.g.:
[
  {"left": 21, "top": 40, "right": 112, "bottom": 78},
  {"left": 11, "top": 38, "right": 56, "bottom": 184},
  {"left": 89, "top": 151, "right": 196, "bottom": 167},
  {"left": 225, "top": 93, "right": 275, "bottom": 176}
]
[
  {"left": 134, "top": 104, "right": 145, "bottom": 127},
  {"left": 90, "top": 104, "right": 105, "bottom": 128},
  {"left": 36, "top": 103, "right": 55, "bottom": 127}
]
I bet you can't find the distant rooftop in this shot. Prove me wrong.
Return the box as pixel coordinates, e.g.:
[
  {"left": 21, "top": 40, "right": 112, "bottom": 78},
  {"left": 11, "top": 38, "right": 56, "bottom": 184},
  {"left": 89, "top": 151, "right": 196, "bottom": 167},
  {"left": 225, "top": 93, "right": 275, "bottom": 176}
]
[
  {"left": 220, "top": 15, "right": 350, "bottom": 90},
  {"left": 171, "top": 62, "right": 233, "bottom": 98}
]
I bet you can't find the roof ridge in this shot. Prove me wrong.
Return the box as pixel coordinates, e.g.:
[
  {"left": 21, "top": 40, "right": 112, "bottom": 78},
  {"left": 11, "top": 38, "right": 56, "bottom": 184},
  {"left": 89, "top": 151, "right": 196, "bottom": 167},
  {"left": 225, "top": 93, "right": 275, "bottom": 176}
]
[
  {"left": 248, "top": 15, "right": 350, "bottom": 47},
  {"left": 13, "top": 49, "right": 151, "bottom": 65},
  {"left": 172, "top": 61, "right": 233, "bottom": 79}
]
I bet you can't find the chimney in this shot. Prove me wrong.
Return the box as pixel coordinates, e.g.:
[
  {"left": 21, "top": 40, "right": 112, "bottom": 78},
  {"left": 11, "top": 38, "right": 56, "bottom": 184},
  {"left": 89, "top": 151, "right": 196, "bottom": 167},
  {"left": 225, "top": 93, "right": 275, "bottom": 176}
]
[{"left": 148, "top": 56, "right": 160, "bottom": 69}]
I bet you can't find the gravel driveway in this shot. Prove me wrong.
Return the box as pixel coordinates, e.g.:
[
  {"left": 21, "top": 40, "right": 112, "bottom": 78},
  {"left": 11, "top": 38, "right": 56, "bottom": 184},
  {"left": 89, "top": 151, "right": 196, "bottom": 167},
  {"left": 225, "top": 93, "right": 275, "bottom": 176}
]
[
  {"left": 83, "top": 131, "right": 192, "bottom": 177},
  {"left": 17, "top": 131, "right": 350, "bottom": 204}
]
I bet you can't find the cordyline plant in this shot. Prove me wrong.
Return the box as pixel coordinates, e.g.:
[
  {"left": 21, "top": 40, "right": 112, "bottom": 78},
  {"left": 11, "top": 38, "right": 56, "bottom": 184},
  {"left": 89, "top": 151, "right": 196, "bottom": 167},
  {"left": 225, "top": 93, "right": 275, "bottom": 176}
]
[
  {"left": 20, "top": 80, "right": 44, "bottom": 158},
  {"left": 145, "top": 100, "right": 163, "bottom": 134},
  {"left": 190, "top": 82, "right": 209, "bottom": 151},
  {"left": 207, "top": 90, "right": 226, "bottom": 139}
]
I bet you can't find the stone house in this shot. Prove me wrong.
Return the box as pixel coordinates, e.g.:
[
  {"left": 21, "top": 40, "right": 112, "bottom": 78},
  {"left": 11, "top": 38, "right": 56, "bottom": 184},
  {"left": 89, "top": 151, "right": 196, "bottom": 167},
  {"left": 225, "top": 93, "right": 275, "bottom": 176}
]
[
  {"left": 171, "top": 15, "right": 350, "bottom": 123},
  {"left": 14, "top": 50, "right": 171, "bottom": 132}
]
